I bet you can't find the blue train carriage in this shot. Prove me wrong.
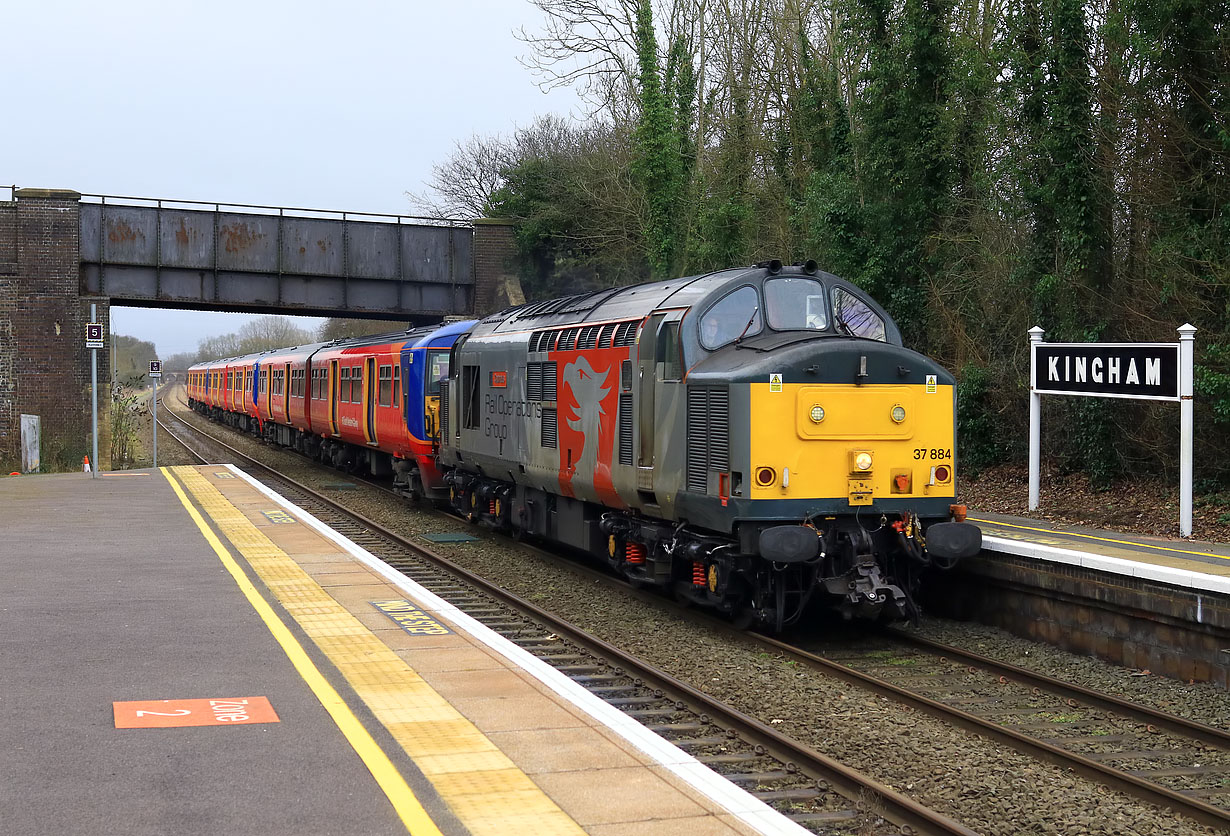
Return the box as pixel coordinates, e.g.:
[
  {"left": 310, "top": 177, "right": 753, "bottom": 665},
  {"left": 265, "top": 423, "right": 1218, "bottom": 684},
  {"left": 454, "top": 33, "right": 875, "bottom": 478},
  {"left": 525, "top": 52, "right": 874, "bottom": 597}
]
[
  {"left": 392, "top": 318, "right": 477, "bottom": 501},
  {"left": 438, "top": 261, "right": 981, "bottom": 630}
]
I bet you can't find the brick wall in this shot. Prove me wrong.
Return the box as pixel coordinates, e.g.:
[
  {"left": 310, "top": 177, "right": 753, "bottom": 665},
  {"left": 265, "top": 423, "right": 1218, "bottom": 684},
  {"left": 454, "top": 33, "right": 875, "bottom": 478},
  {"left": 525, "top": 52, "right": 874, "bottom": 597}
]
[
  {"left": 0, "top": 189, "right": 111, "bottom": 472},
  {"left": 471, "top": 219, "right": 518, "bottom": 317}
]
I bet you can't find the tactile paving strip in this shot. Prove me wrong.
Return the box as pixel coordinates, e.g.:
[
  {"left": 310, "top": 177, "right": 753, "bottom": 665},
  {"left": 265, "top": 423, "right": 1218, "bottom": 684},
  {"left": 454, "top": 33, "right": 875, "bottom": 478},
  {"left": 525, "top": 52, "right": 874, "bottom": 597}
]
[{"left": 170, "top": 466, "right": 585, "bottom": 836}]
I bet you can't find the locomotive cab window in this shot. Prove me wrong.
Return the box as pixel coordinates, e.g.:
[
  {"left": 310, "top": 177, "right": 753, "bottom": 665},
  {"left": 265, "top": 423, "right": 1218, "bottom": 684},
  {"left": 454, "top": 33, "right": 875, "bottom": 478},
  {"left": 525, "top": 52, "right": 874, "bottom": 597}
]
[
  {"left": 427, "top": 351, "right": 450, "bottom": 395},
  {"left": 657, "top": 321, "right": 682, "bottom": 380},
  {"left": 766, "top": 277, "right": 828, "bottom": 331},
  {"left": 831, "top": 287, "right": 887, "bottom": 341},
  {"left": 700, "top": 286, "right": 762, "bottom": 349},
  {"left": 461, "top": 364, "right": 480, "bottom": 429}
]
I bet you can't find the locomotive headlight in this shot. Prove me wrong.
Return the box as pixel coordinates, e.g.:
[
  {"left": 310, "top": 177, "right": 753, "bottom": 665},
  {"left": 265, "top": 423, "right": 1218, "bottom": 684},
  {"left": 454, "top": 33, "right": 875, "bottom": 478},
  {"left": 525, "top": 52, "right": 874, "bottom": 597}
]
[
  {"left": 809, "top": 404, "right": 825, "bottom": 423},
  {"left": 891, "top": 405, "right": 906, "bottom": 423},
  {"left": 853, "top": 451, "right": 873, "bottom": 472}
]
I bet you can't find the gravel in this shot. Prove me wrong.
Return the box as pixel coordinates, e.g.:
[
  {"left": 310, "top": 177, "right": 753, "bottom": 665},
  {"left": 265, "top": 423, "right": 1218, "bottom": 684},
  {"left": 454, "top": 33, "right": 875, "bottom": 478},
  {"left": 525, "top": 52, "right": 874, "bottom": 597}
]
[{"left": 167, "top": 388, "right": 1225, "bottom": 836}]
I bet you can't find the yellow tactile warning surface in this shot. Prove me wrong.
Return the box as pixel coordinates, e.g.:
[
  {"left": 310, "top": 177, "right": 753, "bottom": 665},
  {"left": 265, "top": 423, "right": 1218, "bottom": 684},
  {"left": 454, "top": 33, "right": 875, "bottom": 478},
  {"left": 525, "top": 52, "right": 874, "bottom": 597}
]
[{"left": 168, "top": 465, "right": 587, "bottom": 836}]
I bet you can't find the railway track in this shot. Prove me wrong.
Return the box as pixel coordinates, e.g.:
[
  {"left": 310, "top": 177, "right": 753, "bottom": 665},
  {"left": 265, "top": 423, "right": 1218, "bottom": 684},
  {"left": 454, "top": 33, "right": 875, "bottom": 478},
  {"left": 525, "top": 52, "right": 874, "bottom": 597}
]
[
  {"left": 157, "top": 403, "right": 976, "bottom": 836},
  {"left": 160, "top": 395, "right": 1230, "bottom": 832}
]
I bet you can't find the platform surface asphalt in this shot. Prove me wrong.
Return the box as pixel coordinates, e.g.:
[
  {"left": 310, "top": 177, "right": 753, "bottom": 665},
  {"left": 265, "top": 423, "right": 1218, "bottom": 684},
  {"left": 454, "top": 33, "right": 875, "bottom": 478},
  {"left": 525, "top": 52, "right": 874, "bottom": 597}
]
[{"left": 0, "top": 471, "right": 417, "bottom": 836}]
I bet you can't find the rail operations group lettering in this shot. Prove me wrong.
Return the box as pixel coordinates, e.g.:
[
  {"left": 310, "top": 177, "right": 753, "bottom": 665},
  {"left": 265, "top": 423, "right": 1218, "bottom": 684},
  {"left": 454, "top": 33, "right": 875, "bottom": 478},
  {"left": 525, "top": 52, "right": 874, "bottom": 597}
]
[{"left": 485, "top": 392, "right": 541, "bottom": 439}]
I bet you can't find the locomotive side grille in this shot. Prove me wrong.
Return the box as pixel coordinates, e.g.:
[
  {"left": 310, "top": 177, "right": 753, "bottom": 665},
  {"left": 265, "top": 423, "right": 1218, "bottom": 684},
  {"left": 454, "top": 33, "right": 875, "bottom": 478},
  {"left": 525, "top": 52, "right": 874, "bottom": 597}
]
[
  {"left": 621, "top": 359, "right": 632, "bottom": 391},
  {"left": 541, "top": 407, "right": 558, "bottom": 448},
  {"left": 439, "top": 380, "right": 450, "bottom": 441},
  {"left": 686, "top": 389, "right": 709, "bottom": 493},
  {"left": 686, "top": 387, "right": 730, "bottom": 493},
  {"left": 618, "top": 393, "right": 633, "bottom": 466},
  {"left": 560, "top": 329, "right": 577, "bottom": 351},
  {"left": 579, "top": 326, "right": 598, "bottom": 350},
  {"left": 543, "top": 362, "right": 558, "bottom": 400},
  {"left": 529, "top": 331, "right": 542, "bottom": 353},
  {"left": 614, "top": 321, "right": 638, "bottom": 347},
  {"left": 599, "top": 323, "right": 616, "bottom": 347},
  {"left": 527, "top": 362, "right": 543, "bottom": 400},
  {"left": 709, "top": 388, "right": 729, "bottom": 472}
]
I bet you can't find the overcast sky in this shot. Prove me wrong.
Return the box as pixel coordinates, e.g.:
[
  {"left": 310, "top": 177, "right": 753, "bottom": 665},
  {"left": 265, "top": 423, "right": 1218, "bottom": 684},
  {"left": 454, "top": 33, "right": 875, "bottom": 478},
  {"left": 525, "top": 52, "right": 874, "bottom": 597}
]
[{"left": 3, "top": 0, "right": 581, "bottom": 357}]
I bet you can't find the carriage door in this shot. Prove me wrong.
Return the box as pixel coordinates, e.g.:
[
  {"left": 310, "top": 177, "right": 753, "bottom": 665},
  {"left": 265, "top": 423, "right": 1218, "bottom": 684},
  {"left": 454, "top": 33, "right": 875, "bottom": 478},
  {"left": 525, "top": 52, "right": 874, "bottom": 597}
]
[
  {"left": 329, "top": 361, "right": 340, "bottom": 435},
  {"left": 283, "top": 363, "right": 292, "bottom": 419},
  {"left": 364, "top": 357, "right": 377, "bottom": 444}
]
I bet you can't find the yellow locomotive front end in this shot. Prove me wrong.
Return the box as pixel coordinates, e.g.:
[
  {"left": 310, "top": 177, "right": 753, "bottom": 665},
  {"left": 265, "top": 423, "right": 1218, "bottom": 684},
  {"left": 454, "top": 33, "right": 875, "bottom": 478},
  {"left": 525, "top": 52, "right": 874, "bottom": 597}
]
[{"left": 748, "top": 381, "right": 958, "bottom": 510}]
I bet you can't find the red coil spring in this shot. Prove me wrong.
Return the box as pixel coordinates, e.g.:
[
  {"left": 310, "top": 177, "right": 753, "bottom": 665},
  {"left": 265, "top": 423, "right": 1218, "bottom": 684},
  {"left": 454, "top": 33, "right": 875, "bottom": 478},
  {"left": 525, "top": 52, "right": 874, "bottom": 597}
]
[
  {"left": 692, "top": 561, "right": 706, "bottom": 587},
  {"left": 625, "top": 543, "right": 646, "bottom": 565},
  {"left": 488, "top": 499, "right": 497, "bottom": 515}
]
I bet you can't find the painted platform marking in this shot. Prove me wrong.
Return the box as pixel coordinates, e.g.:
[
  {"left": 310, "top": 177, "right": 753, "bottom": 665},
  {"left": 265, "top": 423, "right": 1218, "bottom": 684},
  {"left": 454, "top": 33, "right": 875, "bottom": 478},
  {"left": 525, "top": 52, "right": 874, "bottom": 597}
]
[
  {"left": 372, "top": 600, "right": 452, "bottom": 636},
  {"left": 168, "top": 465, "right": 585, "bottom": 836},
  {"left": 213, "top": 471, "right": 236, "bottom": 479},
  {"left": 114, "top": 697, "right": 278, "bottom": 729},
  {"left": 261, "top": 509, "right": 296, "bottom": 524}
]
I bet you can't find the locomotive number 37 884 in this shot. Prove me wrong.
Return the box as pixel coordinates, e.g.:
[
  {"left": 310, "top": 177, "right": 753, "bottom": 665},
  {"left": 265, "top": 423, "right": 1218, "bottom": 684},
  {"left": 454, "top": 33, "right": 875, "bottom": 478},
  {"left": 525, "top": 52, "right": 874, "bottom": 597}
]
[{"left": 914, "top": 448, "right": 952, "bottom": 460}]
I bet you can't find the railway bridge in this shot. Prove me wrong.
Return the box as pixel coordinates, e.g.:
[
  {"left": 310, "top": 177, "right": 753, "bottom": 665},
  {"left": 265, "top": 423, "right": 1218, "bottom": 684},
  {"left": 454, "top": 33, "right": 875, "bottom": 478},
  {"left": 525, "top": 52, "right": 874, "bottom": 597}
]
[{"left": 0, "top": 186, "right": 520, "bottom": 470}]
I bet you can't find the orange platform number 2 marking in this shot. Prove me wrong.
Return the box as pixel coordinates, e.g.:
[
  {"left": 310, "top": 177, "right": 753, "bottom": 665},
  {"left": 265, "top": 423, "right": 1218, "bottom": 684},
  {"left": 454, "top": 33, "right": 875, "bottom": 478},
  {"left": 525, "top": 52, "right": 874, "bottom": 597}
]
[{"left": 113, "top": 697, "right": 280, "bottom": 729}]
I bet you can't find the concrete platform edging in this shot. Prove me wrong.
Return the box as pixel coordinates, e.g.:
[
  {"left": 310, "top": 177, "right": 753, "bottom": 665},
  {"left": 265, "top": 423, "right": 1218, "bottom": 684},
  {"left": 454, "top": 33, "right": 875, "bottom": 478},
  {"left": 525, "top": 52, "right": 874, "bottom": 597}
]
[
  {"left": 227, "top": 464, "right": 813, "bottom": 836},
  {"left": 983, "top": 534, "right": 1230, "bottom": 595}
]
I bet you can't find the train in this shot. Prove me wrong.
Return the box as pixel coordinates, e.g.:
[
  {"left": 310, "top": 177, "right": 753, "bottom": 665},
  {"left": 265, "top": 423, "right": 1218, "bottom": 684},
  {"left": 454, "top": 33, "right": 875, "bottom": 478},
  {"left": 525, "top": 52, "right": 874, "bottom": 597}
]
[{"left": 188, "top": 261, "right": 981, "bottom": 629}]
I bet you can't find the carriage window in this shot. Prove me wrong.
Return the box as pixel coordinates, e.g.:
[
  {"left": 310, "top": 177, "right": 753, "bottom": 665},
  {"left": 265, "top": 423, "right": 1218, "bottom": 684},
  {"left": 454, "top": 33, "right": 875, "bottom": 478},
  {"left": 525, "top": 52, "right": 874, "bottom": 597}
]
[
  {"left": 766, "top": 277, "right": 828, "bottom": 331},
  {"left": 831, "top": 287, "right": 887, "bottom": 341},
  {"left": 352, "top": 365, "right": 362, "bottom": 403},
  {"left": 378, "top": 365, "right": 393, "bottom": 407},
  {"left": 700, "top": 285, "right": 762, "bottom": 349},
  {"left": 339, "top": 367, "right": 350, "bottom": 403}
]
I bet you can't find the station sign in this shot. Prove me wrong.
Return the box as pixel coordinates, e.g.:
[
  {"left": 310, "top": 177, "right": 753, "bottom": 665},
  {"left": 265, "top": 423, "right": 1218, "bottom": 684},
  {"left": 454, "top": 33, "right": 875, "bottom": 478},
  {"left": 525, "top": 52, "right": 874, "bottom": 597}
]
[
  {"left": 86, "top": 322, "right": 104, "bottom": 349},
  {"left": 149, "top": 360, "right": 162, "bottom": 379},
  {"left": 1027, "top": 325, "right": 1196, "bottom": 537},
  {"left": 1032, "top": 343, "right": 1179, "bottom": 401}
]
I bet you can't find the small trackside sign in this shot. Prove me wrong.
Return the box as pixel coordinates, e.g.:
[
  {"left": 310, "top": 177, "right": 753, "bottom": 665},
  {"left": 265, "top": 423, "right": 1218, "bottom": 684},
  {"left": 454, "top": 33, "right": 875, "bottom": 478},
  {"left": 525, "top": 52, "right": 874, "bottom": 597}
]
[
  {"left": 86, "top": 323, "right": 103, "bottom": 349},
  {"left": 769, "top": 373, "right": 783, "bottom": 393},
  {"left": 490, "top": 371, "right": 507, "bottom": 388},
  {"left": 149, "top": 360, "right": 162, "bottom": 379}
]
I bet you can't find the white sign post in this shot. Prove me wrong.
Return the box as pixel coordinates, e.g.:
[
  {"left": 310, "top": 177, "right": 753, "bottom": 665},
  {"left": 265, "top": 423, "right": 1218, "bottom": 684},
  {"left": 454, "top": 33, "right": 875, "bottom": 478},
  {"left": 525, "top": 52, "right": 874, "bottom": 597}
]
[
  {"left": 1028, "top": 325, "right": 1196, "bottom": 537},
  {"left": 149, "top": 361, "right": 162, "bottom": 469}
]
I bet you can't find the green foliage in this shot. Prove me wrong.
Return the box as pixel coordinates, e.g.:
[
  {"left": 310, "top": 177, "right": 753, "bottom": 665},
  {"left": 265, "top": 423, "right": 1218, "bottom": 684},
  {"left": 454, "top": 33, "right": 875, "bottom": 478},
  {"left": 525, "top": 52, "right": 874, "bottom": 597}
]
[
  {"left": 110, "top": 391, "right": 142, "bottom": 468},
  {"left": 464, "top": 0, "right": 1230, "bottom": 491},
  {"left": 956, "top": 363, "right": 1008, "bottom": 474}
]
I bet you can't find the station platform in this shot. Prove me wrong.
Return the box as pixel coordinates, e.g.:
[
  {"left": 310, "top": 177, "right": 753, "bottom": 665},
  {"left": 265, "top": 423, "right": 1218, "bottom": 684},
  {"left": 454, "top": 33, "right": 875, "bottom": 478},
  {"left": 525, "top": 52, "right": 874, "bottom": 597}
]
[
  {"left": 0, "top": 466, "right": 806, "bottom": 836},
  {"left": 969, "top": 511, "right": 1230, "bottom": 594}
]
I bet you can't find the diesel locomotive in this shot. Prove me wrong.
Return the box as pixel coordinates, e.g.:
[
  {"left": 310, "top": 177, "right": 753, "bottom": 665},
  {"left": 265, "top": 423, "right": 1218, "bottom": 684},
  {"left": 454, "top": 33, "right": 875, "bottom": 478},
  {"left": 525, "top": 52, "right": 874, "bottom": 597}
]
[{"left": 188, "top": 261, "right": 980, "bottom": 629}]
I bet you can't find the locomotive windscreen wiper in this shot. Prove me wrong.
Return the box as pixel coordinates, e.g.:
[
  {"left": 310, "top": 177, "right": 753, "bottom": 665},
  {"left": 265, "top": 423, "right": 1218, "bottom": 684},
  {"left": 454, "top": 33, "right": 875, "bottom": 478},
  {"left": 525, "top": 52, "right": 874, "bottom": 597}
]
[
  {"left": 734, "top": 306, "right": 760, "bottom": 347},
  {"left": 833, "top": 310, "right": 855, "bottom": 337}
]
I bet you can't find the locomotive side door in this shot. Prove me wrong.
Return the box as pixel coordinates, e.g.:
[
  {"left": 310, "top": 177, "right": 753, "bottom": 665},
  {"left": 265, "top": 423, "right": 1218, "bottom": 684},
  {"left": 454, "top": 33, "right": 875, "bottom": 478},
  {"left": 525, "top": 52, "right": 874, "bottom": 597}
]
[{"left": 635, "top": 311, "right": 684, "bottom": 508}]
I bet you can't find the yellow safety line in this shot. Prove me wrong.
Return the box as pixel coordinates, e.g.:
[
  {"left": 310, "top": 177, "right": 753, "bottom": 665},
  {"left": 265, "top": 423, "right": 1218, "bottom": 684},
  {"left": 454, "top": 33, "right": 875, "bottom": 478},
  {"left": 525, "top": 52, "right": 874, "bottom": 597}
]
[
  {"left": 969, "top": 516, "right": 1230, "bottom": 562},
  {"left": 168, "top": 466, "right": 585, "bottom": 836},
  {"left": 160, "top": 467, "right": 440, "bottom": 836}
]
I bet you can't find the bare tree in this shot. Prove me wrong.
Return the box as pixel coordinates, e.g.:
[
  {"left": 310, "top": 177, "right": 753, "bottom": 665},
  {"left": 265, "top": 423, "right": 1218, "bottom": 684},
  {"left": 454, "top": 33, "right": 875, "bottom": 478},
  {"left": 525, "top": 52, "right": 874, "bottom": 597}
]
[{"left": 407, "top": 133, "right": 513, "bottom": 219}]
